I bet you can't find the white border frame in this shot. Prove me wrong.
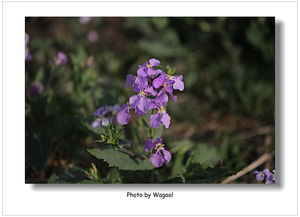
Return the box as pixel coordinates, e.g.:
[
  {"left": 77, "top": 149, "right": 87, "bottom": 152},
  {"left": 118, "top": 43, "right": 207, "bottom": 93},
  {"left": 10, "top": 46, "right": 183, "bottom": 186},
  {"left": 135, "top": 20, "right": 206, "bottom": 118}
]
[{"left": 1, "top": 1, "right": 298, "bottom": 216}]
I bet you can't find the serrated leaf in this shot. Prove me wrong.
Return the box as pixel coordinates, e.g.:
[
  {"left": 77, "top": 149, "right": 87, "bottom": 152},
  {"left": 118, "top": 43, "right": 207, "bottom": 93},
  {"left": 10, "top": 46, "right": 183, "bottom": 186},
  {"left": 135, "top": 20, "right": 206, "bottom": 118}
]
[
  {"left": 87, "top": 147, "right": 154, "bottom": 171},
  {"left": 187, "top": 143, "right": 220, "bottom": 168}
]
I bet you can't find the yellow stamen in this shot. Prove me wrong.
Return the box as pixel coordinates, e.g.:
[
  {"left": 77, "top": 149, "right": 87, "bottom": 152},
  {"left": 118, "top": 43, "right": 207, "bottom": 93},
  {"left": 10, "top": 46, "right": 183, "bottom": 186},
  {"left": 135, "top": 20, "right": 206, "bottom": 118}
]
[
  {"left": 167, "top": 75, "right": 172, "bottom": 80},
  {"left": 163, "top": 82, "right": 167, "bottom": 87},
  {"left": 139, "top": 90, "right": 145, "bottom": 96},
  {"left": 146, "top": 64, "right": 151, "bottom": 68},
  {"left": 156, "top": 143, "right": 165, "bottom": 151},
  {"left": 158, "top": 106, "right": 165, "bottom": 113}
]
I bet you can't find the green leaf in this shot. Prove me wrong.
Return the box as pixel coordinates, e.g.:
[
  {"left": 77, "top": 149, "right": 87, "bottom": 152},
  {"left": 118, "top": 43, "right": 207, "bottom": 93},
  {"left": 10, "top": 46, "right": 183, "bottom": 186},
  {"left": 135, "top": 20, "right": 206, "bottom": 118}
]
[
  {"left": 186, "top": 143, "right": 220, "bottom": 168},
  {"left": 104, "top": 168, "right": 122, "bottom": 183},
  {"left": 165, "top": 166, "right": 232, "bottom": 184},
  {"left": 87, "top": 147, "right": 154, "bottom": 171},
  {"left": 48, "top": 167, "right": 88, "bottom": 183},
  {"left": 184, "top": 167, "right": 232, "bottom": 183}
]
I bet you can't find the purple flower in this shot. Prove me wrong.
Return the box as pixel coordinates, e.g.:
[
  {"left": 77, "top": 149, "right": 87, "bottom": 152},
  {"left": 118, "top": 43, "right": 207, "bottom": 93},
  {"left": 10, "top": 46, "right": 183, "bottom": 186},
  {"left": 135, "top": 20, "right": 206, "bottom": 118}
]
[
  {"left": 121, "top": 58, "right": 185, "bottom": 129},
  {"left": 253, "top": 170, "right": 265, "bottom": 182},
  {"left": 92, "top": 104, "right": 121, "bottom": 128},
  {"left": 126, "top": 74, "right": 135, "bottom": 88},
  {"left": 92, "top": 118, "right": 110, "bottom": 128},
  {"left": 144, "top": 138, "right": 171, "bottom": 168},
  {"left": 153, "top": 74, "right": 177, "bottom": 102},
  {"left": 253, "top": 169, "right": 275, "bottom": 184},
  {"left": 137, "top": 58, "right": 161, "bottom": 78},
  {"left": 149, "top": 98, "right": 171, "bottom": 128},
  {"left": 79, "top": 17, "right": 94, "bottom": 24},
  {"left": 25, "top": 33, "right": 32, "bottom": 62},
  {"left": 87, "top": 30, "right": 98, "bottom": 43},
  {"left": 29, "top": 82, "right": 44, "bottom": 96},
  {"left": 263, "top": 169, "right": 275, "bottom": 184},
  {"left": 153, "top": 72, "right": 184, "bottom": 102},
  {"left": 171, "top": 75, "right": 184, "bottom": 91},
  {"left": 55, "top": 52, "right": 68, "bottom": 66},
  {"left": 117, "top": 104, "right": 131, "bottom": 125},
  {"left": 93, "top": 106, "right": 110, "bottom": 117},
  {"left": 144, "top": 139, "right": 158, "bottom": 152},
  {"left": 129, "top": 76, "right": 154, "bottom": 115}
]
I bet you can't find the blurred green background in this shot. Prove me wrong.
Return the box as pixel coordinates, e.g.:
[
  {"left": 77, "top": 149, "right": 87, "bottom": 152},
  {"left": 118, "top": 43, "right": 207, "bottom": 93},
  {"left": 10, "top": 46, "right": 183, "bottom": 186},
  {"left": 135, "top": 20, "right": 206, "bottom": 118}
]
[{"left": 25, "top": 17, "right": 275, "bottom": 183}]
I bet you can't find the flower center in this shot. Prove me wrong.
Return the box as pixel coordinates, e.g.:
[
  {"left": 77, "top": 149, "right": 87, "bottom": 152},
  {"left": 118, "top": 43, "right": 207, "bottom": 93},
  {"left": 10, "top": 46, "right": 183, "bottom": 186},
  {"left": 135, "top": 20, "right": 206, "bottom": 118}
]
[
  {"left": 156, "top": 143, "right": 165, "bottom": 151},
  {"left": 146, "top": 64, "right": 151, "bottom": 68},
  {"left": 167, "top": 75, "right": 172, "bottom": 80},
  {"left": 139, "top": 90, "right": 146, "bottom": 96},
  {"left": 163, "top": 82, "right": 167, "bottom": 87},
  {"left": 158, "top": 105, "right": 165, "bottom": 113}
]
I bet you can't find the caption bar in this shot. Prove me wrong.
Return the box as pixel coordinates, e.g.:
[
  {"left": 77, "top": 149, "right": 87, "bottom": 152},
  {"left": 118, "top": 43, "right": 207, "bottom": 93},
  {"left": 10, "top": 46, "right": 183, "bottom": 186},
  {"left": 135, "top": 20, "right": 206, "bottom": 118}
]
[{"left": 127, "top": 192, "right": 173, "bottom": 199}]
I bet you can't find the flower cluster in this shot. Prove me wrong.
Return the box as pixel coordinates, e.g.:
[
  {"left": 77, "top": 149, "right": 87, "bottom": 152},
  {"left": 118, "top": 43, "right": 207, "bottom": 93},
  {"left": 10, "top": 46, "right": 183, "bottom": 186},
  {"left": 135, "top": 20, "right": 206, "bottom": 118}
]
[
  {"left": 79, "top": 17, "right": 94, "bottom": 25},
  {"left": 116, "top": 58, "right": 184, "bottom": 168},
  {"left": 117, "top": 58, "right": 184, "bottom": 129},
  {"left": 91, "top": 104, "right": 121, "bottom": 128},
  {"left": 29, "top": 82, "right": 44, "bottom": 96},
  {"left": 253, "top": 169, "right": 275, "bottom": 184},
  {"left": 55, "top": 51, "right": 68, "bottom": 66},
  {"left": 25, "top": 33, "right": 32, "bottom": 62},
  {"left": 144, "top": 138, "right": 171, "bottom": 168}
]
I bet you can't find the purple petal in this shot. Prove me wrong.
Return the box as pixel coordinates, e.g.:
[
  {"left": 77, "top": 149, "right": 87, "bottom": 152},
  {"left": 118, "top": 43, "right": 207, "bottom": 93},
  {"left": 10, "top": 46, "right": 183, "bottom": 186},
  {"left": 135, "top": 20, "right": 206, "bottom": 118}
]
[
  {"left": 256, "top": 173, "right": 265, "bottom": 182},
  {"left": 101, "top": 118, "right": 110, "bottom": 126},
  {"left": 162, "top": 149, "right": 172, "bottom": 163},
  {"left": 150, "top": 113, "right": 162, "bottom": 128},
  {"left": 253, "top": 170, "right": 260, "bottom": 175},
  {"left": 93, "top": 107, "right": 110, "bottom": 116},
  {"left": 155, "top": 138, "right": 163, "bottom": 144},
  {"left": 144, "top": 139, "right": 156, "bottom": 152},
  {"left": 117, "top": 105, "right": 131, "bottom": 125},
  {"left": 55, "top": 51, "right": 68, "bottom": 65},
  {"left": 161, "top": 112, "right": 171, "bottom": 128},
  {"left": 129, "top": 95, "right": 140, "bottom": 109},
  {"left": 133, "top": 76, "right": 148, "bottom": 92},
  {"left": 144, "top": 86, "right": 157, "bottom": 96},
  {"left": 29, "top": 83, "right": 44, "bottom": 96},
  {"left": 147, "top": 68, "right": 159, "bottom": 76},
  {"left": 155, "top": 91, "right": 168, "bottom": 105},
  {"left": 112, "top": 104, "right": 121, "bottom": 112},
  {"left": 153, "top": 74, "right": 166, "bottom": 89},
  {"left": 149, "top": 100, "right": 159, "bottom": 110},
  {"left": 79, "top": 17, "right": 94, "bottom": 24},
  {"left": 172, "top": 75, "right": 184, "bottom": 91},
  {"left": 150, "top": 152, "right": 164, "bottom": 168},
  {"left": 164, "top": 86, "right": 177, "bottom": 102},
  {"left": 91, "top": 119, "right": 101, "bottom": 128},
  {"left": 137, "top": 67, "right": 148, "bottom": 77},
  {"left": 134, "top": 107, "right": 147, "bottom": 116},
  {"left": 265, "top": 180, "right": 274, "bottom": 184},
  {"left": 263, "top": 169, "right": 274, "bottom": 181},
  {"left": 137, "top": 96, "right": 150, "bottom": 113},
  {"left": 126, "top": 74, "right": 134, "bottom": 88},
  {"left": 149, "top": 58, "right": 160, "bottom": 66}
]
